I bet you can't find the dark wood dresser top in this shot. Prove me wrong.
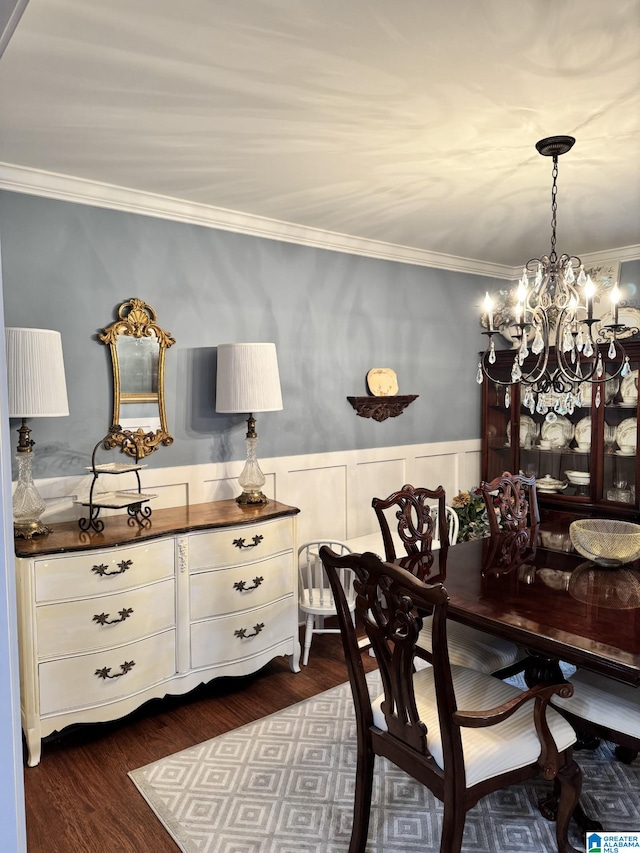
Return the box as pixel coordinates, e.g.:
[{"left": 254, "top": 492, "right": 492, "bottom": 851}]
[{"left": 14, "top": 499, "right": 300, "bottom": 557}]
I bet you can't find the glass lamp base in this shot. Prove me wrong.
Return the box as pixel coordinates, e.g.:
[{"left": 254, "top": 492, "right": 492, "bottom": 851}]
[
  {"left": 236, "top": 489, "right": 269, "bottom": 506},
  {"left": 236, "top": 432, "right": 269, "bottom": 505},
  {"left": 14, "top": 519, "right": 53, "bottom": 539},
  {"left": 13, "top": 450, "right": 51, "bottom": 539}
]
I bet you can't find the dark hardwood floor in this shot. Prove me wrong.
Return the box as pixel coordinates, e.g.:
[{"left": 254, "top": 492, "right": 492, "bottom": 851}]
[{"left": 23, "top": 630, "right": 376, "bottom": 853}]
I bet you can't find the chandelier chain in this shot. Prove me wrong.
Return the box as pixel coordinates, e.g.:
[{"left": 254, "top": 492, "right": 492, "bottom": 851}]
[{"left": 549, "top": 156, "right": 558, "bottom": 263}]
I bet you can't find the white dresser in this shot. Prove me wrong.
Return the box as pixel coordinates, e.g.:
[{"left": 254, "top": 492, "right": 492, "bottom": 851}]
[{"left": 14, "top": 500, "right": 300, "bottom": 766}]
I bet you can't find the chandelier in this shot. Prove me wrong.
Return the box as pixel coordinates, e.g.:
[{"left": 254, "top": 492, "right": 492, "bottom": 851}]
[{"left": 477, "top": 135, "right": 634, "bottom": 415}]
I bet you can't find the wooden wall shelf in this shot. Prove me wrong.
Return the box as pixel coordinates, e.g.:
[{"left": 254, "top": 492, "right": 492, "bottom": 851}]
[{"left": 347, "top": 395, "right": 418, "bottom": 422}]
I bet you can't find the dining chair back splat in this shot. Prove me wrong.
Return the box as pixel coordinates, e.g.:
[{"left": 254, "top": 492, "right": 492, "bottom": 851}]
[
  {"left": 372, "top": 483, "right": 528, "bottom": 678},
  {"left": 372, "top": 483, "right": 448, "bottom": 557},
  {"left": 319, "top": 546, "right": 582, "bottom": 853},
  {"left": 297, "top": 540, "right": 354, "bottom": 666},
  {"left": 480, "top": 471, "right": 540, "bottom": 536}
]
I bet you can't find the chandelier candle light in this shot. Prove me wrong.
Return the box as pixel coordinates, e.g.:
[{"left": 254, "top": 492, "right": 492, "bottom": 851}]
[
  {"left": 478, "top": 136, "right": 635, "bottom": 415},
  {"left": 6, "top": 327, "right": 69, "bottom": 538},
  {"left": 215, "top": 342, "right": 283, "bottom": 505}
]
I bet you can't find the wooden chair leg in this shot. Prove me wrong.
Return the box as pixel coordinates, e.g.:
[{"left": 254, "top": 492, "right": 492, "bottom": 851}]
[
  {"left": 539, "top": 771, "right": 602, "bottom": 836},
  {"left": 615, "top": 745, "right": 638, "bottom": 764},
  {"left": 554, "top": 758, "right": 585, "bottom": 853},
  {"left": 302, "top": 614, "right": 315, "bottom": 666},
  {"left": 439, "top": 793, "right": 465, "bottom": 853},
  {"left": 349, "top": 743, "right": 375, "bottom": 853}
]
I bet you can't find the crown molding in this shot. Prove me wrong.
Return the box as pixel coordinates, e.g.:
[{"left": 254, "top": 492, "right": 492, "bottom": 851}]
[
  {"left": 1, "top": 163, "right": 637, "bottom": 280},
  {"left": 576, "top": 245, "right": 640, "bottom": 266},
  {"left": 0, "top": 163, "right": 513, "bottom": 279},
  {"left": 505, "top": 245, "right": 640, "bottom": 281}
]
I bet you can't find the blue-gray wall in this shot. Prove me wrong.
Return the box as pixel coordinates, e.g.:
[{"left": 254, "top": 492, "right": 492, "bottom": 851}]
[
  {"left": 0, "top": 191, "right": 491, "bottom": 477},
  {"left": 0, "top": 249, "right": 26, "bottom": 853}
]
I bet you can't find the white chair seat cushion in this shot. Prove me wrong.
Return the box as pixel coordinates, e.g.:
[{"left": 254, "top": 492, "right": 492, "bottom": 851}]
[
  {"left": 551, "top": 669, "right": 640, "bottom": 739},
  {"left": 418, "top": 616, "right": 528, "bottom": 674},
  {"left": 372, "top": 665, "right": 576, "bottom": 788}
]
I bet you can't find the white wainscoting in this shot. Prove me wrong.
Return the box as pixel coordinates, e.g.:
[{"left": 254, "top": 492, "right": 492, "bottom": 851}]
[{"left": 29, "top": 439, "right": 481, "bottom": 545}]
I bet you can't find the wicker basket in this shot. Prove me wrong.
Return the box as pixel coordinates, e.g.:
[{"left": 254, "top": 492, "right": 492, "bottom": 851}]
[{"left": 569, "top": 519, "right": 640, "bottom": 567}]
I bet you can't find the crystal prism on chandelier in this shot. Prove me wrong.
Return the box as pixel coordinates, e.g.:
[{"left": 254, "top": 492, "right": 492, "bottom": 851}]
[{"left": 477, "top": 135, "right": 636, "bottom": 413}]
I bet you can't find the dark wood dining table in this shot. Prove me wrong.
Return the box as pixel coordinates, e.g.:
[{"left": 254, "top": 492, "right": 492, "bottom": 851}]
[
  {"left": 397, "top": 522, "right": 640, "bottom": 688},
  {"left": 395, "top": 522, "right": 640, "bottom": 833}
]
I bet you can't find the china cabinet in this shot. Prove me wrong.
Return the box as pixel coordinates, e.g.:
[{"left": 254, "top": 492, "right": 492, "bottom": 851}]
[
  {"left": 481, "top": 341, "right": 640, "bottom": 522},
  {"left": 14, "top": 499, "right": 299, "bottom": 766}
]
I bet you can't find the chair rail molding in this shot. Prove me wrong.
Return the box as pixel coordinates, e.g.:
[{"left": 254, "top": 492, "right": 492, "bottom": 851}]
[{"left": 22, "top": 439, "right": 481, "bottom": 549}]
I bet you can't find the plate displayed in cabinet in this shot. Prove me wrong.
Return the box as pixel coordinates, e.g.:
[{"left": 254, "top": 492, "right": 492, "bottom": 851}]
[
  {"left": 577, "top": 375, "right": 619, "bottom": 407},
  {"left": 615, "top": 418, "right": 637, "bottom": 450},
  {"left": 507, "top": 414, "right": 538, "bottom": 447},
  {"left": 540, "top": 416, "right": 574, "bottom": 448},
  {"left": 620, "top": 370, "right": 638, "bottom": 403},
  {"left": 573, "top": 417, "right": 591, "bottom": 450}
]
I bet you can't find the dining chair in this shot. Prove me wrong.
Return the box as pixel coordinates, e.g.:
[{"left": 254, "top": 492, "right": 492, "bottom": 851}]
[
  {"left": 297, "top": 540, "right": 355, "bottom": 665},
  {"left": 319, "top": 546, "right": 582, "bottom": 853},
  {"left": 372, "top": 483, "right": 448, "bottom": 556},
  {"left": 480, "top": 471, "right": 540, "bottom": 536},
  {"left": 372, "top": 484, "right": 529, "bottom": 677},
  {"left": 551, "top": 668, "right": 639, "bottom": 765}
]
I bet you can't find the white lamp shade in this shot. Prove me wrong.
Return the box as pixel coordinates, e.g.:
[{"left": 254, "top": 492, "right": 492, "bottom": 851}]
[
  {"left": 216, "top": 342, "right": 283, "bottom": 413},
  {"left": 6, "top": 327, "right": 69, "bottom": 418}
]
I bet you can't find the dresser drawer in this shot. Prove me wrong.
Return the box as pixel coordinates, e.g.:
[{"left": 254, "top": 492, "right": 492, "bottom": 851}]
[
  {"left": 190, "top": 554, "right": 293, "bottom": 621},
  {"left": 188, "top": 517, "right": 292, "bottom": 571},
  {"left": 34, "top": 538, "right": 175, "bottom": 603},
  {"left": 39, "top": 630, "right": 176, "bottom": 715},
  {"left": 191, "top": 597, "right": 293, "bottom": 669},
  {"left": 36, "top": 578, "right": 175, "bottom": 657}
]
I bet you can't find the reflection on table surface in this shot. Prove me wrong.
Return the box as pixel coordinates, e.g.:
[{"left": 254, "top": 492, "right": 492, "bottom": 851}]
[{"left": 396, "top": 523, "right": 640, "bottom": 686}]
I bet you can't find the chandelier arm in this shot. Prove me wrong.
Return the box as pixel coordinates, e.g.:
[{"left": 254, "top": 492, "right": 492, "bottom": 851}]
[{"left": 479, "top": 332, "right": 549, "bottom": 387}]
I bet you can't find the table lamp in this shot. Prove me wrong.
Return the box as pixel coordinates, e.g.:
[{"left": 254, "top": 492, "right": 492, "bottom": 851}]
[
  {"left": 215, "top": 342, "right": 283, "bottom": 505},
  {"left": 6, "top": 327, "right": 69, "bottom": 538}
]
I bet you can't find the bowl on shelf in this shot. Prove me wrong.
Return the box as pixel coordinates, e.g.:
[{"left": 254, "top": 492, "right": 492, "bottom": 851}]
[
  {"left": 569, "top": 519, "right": 640, "bottom": 567},
  {"left": 537, "top": 474, "right": 567, "bottom": 493},
  {"left": 565, "top": 470, "right": 590, "bottom": 486}
]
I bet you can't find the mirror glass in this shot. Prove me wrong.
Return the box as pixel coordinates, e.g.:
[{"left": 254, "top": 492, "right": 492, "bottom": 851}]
[
  {"left": 100, "top": 298, "right": 175, "bottom": 459},
  {"left": 117, "top": 335, "right": 160, "bottom": 397}
]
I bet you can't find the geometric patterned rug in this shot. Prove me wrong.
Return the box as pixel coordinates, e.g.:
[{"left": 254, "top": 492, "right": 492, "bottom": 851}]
[{"left": 129, "top": 671, "right": 640, "bottom": 853}]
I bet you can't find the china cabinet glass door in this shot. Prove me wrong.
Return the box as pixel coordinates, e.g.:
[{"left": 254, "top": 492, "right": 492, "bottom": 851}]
[
  {"left": 481, "top": 341, "right": 640, "bottom": 520},
  {"left": 602, "top": 358, "right": 638, "bottom": 508},
  {"left": 482, "top": 362, "right": 518, "bottom": 483},
  {"left": 518, "top": 376, "right": 592, "bottom": 502}
]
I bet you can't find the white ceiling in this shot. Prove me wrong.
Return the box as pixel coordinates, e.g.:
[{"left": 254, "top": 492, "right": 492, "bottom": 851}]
[{"left": 0, "top": 0, "right": 639, "bottom": 273}]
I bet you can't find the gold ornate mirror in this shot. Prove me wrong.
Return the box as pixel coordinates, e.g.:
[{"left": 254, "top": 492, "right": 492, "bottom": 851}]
[{"left": 99, "top": 298, "right": 175, "bottom": 459}]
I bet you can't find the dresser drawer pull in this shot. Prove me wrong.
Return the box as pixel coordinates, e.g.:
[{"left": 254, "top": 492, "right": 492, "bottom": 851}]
[
  {"left": 233, "top": 576, "right": 264, "bottom": 592},
  {"left": 91, "top": 559, "right": 133, "bottom": 577},
  {"left": 232, "top": 535, "right": 264, "bottom": 550},
  {"left": 92, "top": 608, "right": 134, "bottom": 626},
  {"left": 94, "top": 660, "right": 136, "bottom": 680},
  {"left": 234, "top": 623, "right": 265, "bottom": 640}
]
